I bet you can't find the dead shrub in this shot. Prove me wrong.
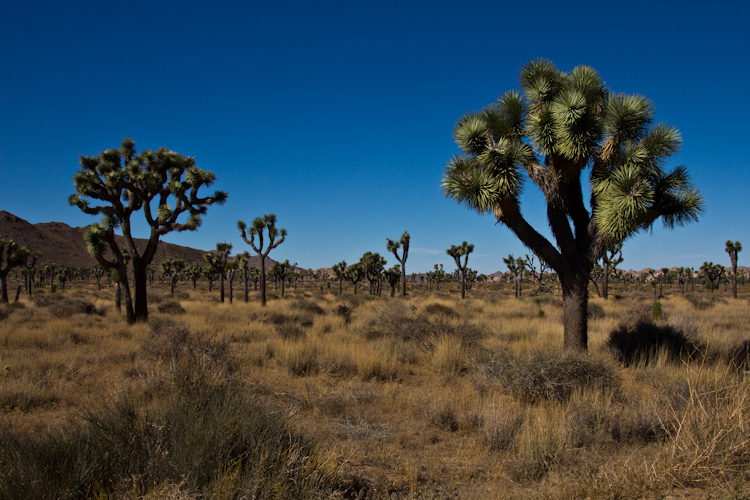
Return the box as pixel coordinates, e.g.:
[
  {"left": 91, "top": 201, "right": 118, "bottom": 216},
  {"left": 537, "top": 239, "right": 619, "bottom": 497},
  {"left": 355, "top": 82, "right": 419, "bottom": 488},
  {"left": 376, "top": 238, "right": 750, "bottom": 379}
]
[
  {"left": 423, "top": 303, "right": 459, "bottom": 318},
  {"left": 332, "top": 304, "right": 352, "bottom": 324},
  {"left": 359, "top": 301, "right": 427, "bottom": 341},
  {"left": 142, "top": 318, "right": 236, "bottom": 373},
  {"left": 730, "top": 339, "right": 750, "bottom": 371},
  {"left": 475, "top": 349, "right": 616, "bottom": 403},
  {"left": 0, "top": 305, "right": 12, "bottom": 321},
  {"left": 684, "top": 292, "right": 723, "bottom": 310}
]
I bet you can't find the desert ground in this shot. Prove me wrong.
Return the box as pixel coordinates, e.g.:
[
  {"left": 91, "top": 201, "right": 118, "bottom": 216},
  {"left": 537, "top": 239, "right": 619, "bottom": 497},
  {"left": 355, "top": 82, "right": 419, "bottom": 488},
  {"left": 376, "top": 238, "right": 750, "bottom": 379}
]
[{"left": 2, "top": 277, "right": 749, "bottom": 499}]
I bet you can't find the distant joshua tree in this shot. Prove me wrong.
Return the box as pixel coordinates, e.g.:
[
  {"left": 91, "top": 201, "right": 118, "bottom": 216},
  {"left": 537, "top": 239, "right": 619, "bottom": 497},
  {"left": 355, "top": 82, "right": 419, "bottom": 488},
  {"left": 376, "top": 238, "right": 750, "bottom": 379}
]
[
  {"left": 69, "top": 137, "right": 227, "bottom": 324},
  {"left": 503, "top": 254, "right": 526, "bottom": 297},
  {"left": 23, "top": 249, "right": 41, "bottom": 298},
  {"left": 386, "top": 231, "right": 410, "bottom": 296},
  {"left": 332, "top": 260, "right": 347, "bottom": 295},
  {"left": 182, "top": 262, "right": 203, "bottom": 289},
  {"left": 204, "top": 242, "right": 232, "bottom": 302},
  {"left": 238, "top": 214, "right": 286, "bottom": 307},
  {"left": 700, "top": 262, "right": 725, "bottom": 293},
  {"left": 383, "top": 264, "right": 402, "bottom": 297},
  {"left": 726, "top": 241, "right": 742, "bottom": 298},
  {"left": 235, "top": 252, "right": 251, "bottom": 302},
  {"left": 269, "top": 260, "right": 295, "bottom": 298},
  {"left": 447, "top": 241, "right": 474, "bottom": 299},
  {"left": 161, "top": 259, "right": 185, "bottom": 294},
  {"left": 344, "top": 263, "right": 364, "bottom": 294},
  {"left": 360, "top": 251, "right": 386, "bottom": 295},
  {"left": 0, "top": 236, "right": 30, "bottom": 303}
]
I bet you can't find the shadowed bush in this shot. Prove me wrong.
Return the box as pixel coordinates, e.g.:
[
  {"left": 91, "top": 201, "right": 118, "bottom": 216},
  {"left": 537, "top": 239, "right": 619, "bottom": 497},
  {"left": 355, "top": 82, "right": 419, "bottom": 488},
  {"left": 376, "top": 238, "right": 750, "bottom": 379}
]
[
  {"left": 606, "top": 319, "right": 705, "bottom": 366},
  {"left": 290, "top": 299, "right": 325, "bottom": 315},
  {"left": 423, "top": 302, "right": 459, "bottom": 318},
  {"left": 684, "top": 292, "right": 724, "bottom": 310},
  {"left": 730, "top": 339, "right": 750, "bottom": 371},
  {"left": 142, "top": 319, "right": 236, "bottom": 373}
]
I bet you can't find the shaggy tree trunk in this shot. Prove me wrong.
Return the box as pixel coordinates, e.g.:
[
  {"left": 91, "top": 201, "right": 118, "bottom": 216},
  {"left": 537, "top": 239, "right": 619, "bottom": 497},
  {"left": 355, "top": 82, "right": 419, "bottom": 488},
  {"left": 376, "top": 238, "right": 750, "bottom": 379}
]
[
  {"left": 561, "top": 271, "right": 589, "bottom": 351},
  {"left": 602, "top": 261, "right": 609, "bottom": 300}
]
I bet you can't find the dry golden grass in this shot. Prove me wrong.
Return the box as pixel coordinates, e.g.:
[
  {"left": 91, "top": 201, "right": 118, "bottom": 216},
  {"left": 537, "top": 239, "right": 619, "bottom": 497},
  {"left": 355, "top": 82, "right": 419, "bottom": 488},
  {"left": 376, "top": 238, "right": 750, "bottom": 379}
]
[{"left": 2, "top": 278, "right": 750, "bottom": 499}]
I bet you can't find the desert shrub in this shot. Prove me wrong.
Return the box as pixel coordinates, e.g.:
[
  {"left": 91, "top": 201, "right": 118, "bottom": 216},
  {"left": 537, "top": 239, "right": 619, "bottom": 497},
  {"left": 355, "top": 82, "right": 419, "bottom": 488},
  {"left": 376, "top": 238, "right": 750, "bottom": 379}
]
[
  {"left": 48, "top": 299, "right": 97, "bottom": 318},
  {"left": 174, "top": 291, "right": 190, "bottom": 300},
  {"left": 587, "top": 302, "right": 605, "bottom": 319},
  {"left": 430, "top": 406, "right": 459, "bottom": 432},
  {"left": 684, "top": 292, "right": 722, "bottom": 310},
  {"left": 651, "top": 299, "right": 662, "bottom": 321},
  {"left": 266, "top": 291, "right": 279, "bottom": 300},
  {"left": 290, "top": 299, "right": 325, "bottom": 315},
  {"left": 0, "top": 305, "right": 12, "bottom": 321},
  {"left": 143, "top": 319, "right": 235, "bottom": 372},
  {"left": 359, "top": 300, "right": 428, "bottom": 341},
  {"left": 275, "top": 323, "right": 306, "bottom": 340},
  {"left": 423, "top": 302, "right": 459, "bottom": 318},
  {"left": 157, "top": 300, "right": 186, "bottom": 314},
  {"left": 0, "top": 360, "right": 341, "bottom": 500},
  {"left": 34, "top": 295, "right": 63, "bottom": 307},
  {"left": 483, "top": 408, "right": 523, "bottom": 452},
  {"left": 332, "top": 304, "right": 353, "bottom": 324},
  {"left": 279, "top": 343, "right": 320, "bottom": 376},
  {"left": 606, "top": 319, "right": 705, "bottom": 366},
  {"left": 531, "top": 293, "right": 559, "bottom": 306},
  {"left": 337, "top": 293, "right": 376, "bottom": 307},
  {"left": 474, "top": 349, "right": 616, "bottom": 403}
]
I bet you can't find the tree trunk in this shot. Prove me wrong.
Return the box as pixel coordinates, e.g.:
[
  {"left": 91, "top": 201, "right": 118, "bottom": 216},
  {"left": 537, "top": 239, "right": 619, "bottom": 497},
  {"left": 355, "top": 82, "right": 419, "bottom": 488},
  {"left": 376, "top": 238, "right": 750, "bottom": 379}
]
[
  {"left": 132, "top": 260, "right": 148, "bottom": 323},
  {"left": 244, "top": 273, "right": 249, "bottom": 302},
  {"left": 561, "top": 272, "right": 589, "bottom": 351},
  {"left": 732, "top": 262, "right": 738, "bottom": 298},
  {"left": 14, "top": 285, "right": 21, "bottom": 303},
  {"left": 461, "top": 271, "right": 466, "bottom": 299},
  {"left": 260, "top": 256, "right": 267, "bottom": 306},
  {"left": 401, "top": 260, "right": 407, "bottom": 297},
  {"left": 220, "top": 273, "right": 225, "bottom": 303},
  {"left": 0, "top": 275, "right": 7, "bottom": 303},
  {"left": 115, "top": 282, "right": 121, "bottom": 314},
  {"left": 602, "top": 261, "right": 609, "bottom": 300}
]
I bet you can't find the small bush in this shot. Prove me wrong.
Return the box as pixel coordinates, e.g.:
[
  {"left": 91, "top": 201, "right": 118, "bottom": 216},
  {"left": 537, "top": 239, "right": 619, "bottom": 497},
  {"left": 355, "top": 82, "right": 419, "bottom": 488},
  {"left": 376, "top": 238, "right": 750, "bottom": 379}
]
[
  {"left": 290, "top": 299, "right": 325, "bottom": 315},
  {"left": 430, "top": 406, "right": 459, "bottom": 432},
  {"left": 423, "top": 302, "right": 459, "bottom": 318},
  {"left": 360, "top": 301, "right": 427, "bottom": 341},
  {"left": 651, "top": 300, "right": 662, "bottom": 322},
  {"left": 275, "top": 323, "right": 306, "bottom": 340},
  {"left": 48, "top": 299, "right": 97, "bottom": 318},
  {"left": 332, "top": 304, "right": 353, "bottom": 324},
  {"left": 684, "top": 292, "right": 721, "bottom": 310},
  {"left": 606, "top": 319, "right": 705, "bottom": 366},
  {"left": 588, "top": 302, "right": 605, "bottom": 319},
  {"left": 730, "top": 339, "right": 750, "bottom": 371},
  {"left": 157, "top": 300, "right": 186, "bottom": 314},
  {"left": 483, "top": 407, "right": 523, "bottom": 452},
  {"left": 0, "top": 305, "right": 12, "bottom": 321},
  {"left": 142, "top": 319, "right": 235, "bottom": 372}
]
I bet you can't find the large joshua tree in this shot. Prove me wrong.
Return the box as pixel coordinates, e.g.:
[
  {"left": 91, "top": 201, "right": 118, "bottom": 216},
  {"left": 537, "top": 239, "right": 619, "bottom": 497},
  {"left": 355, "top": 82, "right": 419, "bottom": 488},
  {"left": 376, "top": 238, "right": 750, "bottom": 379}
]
[
  {"left": 443, "top": 60, "right": 704, "bottom": 350},
  {"left": 725, "top": 240, "right": 742, "bottom": 298},
  {"left": 386, "top": 231, "right": 410, "bottom": 296},
  {"left": 238, "top": 214, "right": 286, "bottom": 306},
  {"left": 70, "top": 138, "right": 227, "bottom": 324},
  {"left": 447, "top": 241, "right": 474, "bottom": 299}
]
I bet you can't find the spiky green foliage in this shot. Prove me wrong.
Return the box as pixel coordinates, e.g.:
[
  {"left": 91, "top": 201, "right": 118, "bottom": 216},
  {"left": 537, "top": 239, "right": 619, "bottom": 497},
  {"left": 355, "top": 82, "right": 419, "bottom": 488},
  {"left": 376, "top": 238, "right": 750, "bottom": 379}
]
[
  {"left": 269, "top": 259, "right": 295, "bottom": 297},
  {"left": 359, "top": 251, "right": 387, "bottom": 295},
  {"left": 204, "top": 243, "right": 232, "bottom": 303},
  {"left": 443, "top": 60, "right": 704, "bottom": 350},
  {"left": 386, "top": 231, "right": 410, "bottom": 296},
  {"left": 238, "top": 214, "right": 286, "bottom": 306},
  {"left": 383, "top": 264, "right": 402, "bottom": 297},
  {"left": 70, "top": 138, "right": 227, "bottom": 323}
]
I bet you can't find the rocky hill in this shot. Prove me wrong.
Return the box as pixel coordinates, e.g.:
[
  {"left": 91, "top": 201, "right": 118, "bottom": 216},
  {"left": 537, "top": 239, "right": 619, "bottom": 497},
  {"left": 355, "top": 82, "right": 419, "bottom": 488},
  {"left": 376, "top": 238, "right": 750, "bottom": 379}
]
[{"left": 0, "top": 211, "right": 273, "bottom": 269}]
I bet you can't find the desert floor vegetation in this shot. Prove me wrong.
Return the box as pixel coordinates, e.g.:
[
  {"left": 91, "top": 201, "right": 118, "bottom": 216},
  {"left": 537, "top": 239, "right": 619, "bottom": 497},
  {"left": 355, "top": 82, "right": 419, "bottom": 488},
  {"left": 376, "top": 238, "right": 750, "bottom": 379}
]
[{"left": 2, "top": 279, "right": 750, "bottom": 499}]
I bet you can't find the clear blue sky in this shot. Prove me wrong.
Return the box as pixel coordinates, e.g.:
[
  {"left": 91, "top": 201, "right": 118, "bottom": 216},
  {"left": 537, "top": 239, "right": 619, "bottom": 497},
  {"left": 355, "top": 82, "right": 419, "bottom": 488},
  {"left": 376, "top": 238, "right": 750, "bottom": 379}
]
[{"left": 1, "top": 1, "right": 748, "bottom": 275}]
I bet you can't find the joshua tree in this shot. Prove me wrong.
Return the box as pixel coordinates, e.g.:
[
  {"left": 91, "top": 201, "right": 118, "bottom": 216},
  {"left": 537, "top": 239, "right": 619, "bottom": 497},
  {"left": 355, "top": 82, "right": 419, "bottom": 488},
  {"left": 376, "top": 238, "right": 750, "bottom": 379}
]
[
  {"left": 269, "top": 260, "right": 295, "bottom": 297},
  {"left": 235, "top": 252, "right": 251, "bottom": 302},
  {"left": 383, "top": 264, "right": 402, "bottom": 297},
  {"left": 202, "top": 266, "right": 219, "bottom": 292},
  {"left": 0, "top": 236, "right": 30, "bottom": 303},
  {"left": 332, "top": 260, "right": 347, "bottom": 295},
  {"left": 22, "top": 249, "right": 41, "bottom": 298},
  {"left": 182, "top": 262, "right": 203, "bottom": 289},
  {"left": 386, "top": 231, "right": 410, "bottom": 296},
  {"left": 600, "top": 243, "right": 624, "bottom": 300},
  {"left": 225, "top": 259, "right": 239, "bottom": 303},
  {"left": 344, "top": 263, "right": 364, "bottom": 294},
  {"left": 161, "top": 258, "right": 185, "bottom": 294},
  {"left": 442, "top": 59, "right": 703, "bottom": 350},
  {"left": 360, "top": 251, "right": 387, "bottom": 295},
  {"left": 238, "top": 214, "right": 286, "bottom": 306},
  {"left": 204, "top": 242, "right": 232, "bottom": 302},
  {"left": 524, "top": 251, "right": 550, "bottom": 294},
  {"left": 726, "top": 240, "right": 742, "bottom": 298},
  {"left": 70, "top": 137, "right": 227, "bottom": 324},
  {"left": 503, "top": 254, "right": 526, "bottom": 297},
  {"left": 447, "top": 241, "right": 474, "bottom": 299},
  {"left": 700, "top": 262, "right": 725, "bottom": 293}
]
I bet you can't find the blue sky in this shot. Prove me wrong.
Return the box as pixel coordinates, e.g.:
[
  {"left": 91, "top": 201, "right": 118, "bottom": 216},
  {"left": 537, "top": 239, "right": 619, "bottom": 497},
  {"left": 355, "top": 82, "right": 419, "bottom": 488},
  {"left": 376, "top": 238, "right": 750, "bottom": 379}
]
[{"left": 1, "top": 1, "right": 748, "bottom": 275}]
